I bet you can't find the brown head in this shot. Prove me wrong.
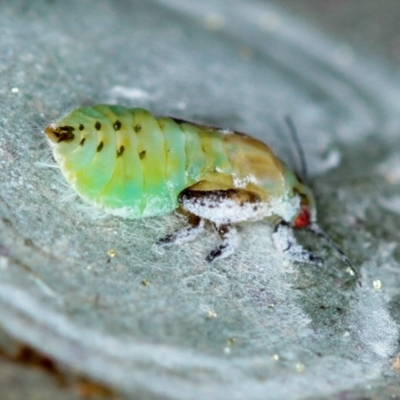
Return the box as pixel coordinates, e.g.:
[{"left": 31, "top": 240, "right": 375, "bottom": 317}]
[{"left": 45, "top": 123, "right": 75, "bottom": 144}]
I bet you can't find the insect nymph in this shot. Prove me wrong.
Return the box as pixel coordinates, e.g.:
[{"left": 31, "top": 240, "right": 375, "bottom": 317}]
[{"left": 45, "top": 104, "right": 359, "bottom": 284}]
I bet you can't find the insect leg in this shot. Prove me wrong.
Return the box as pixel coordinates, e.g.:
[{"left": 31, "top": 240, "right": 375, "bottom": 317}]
[
  {"left": 272, "top": 221, "right": 324, "bottom": 265},
  {"left": 206, "top": 224, "right": 239, "bottom": 263},
  {"left": 156, "top": 211, "right": 205, "bottom": 246},
  {"left": 177, "top": 187, "right": 257, "bottom": 262}
]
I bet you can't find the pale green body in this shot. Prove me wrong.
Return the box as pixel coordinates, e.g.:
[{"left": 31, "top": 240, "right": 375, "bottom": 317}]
[
  {"left": 46, "top": 105, "right": 314, "bottom": 223},
  {"left": 44, "top": 105, "right": 360, "bottom": 283}
]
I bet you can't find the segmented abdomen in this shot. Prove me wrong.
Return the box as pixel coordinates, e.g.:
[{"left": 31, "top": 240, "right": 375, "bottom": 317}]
[{"left": 55, "top": 105, "right": 233, "bottom": 218}]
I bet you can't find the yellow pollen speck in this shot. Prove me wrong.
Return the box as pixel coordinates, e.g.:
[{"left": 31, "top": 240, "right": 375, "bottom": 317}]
[
  {"left": 296, "top": 363, "right": 305, "bottom": 373},
  {"left": 11, "top": 87, "right": 19, "bottom": 93},
  {"left": 223, "top": 339, "right": 237, "bottom": 355},
  {"left": 141, "top": 279, "right": 150, "bottom": 286},
  {"left": 373, "top": 279, "right": 382, "bottom": 291},
  {"left": 107, "top": 249, "right": 116, "bottom": 258},
  {"left": 392, "top": 354, "right": 400, "bottom": 371},
  {"left": 207, "top": 310, "right": 218, "bottom": 319},
  {"left": 271, "top": 354, "right": 279, "bottom": 361}
]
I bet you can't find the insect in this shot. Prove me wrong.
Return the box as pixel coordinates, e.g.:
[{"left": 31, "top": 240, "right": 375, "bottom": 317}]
[{"left": 45, "top": 104, "right": 360, "bottom": 285}]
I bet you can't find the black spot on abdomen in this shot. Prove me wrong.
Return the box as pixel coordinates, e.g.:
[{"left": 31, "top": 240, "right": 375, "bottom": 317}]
[{"left": 117, "top": 145, "right": 125, "bottom": 157}]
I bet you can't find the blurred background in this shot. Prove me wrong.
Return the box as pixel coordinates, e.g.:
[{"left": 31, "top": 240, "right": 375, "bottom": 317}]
[{"left": 1, "top": 1, "right": 400, "bottom": 399}]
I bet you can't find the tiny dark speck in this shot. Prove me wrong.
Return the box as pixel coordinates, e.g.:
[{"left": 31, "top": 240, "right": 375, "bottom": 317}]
[
  {"left": 114, "top": 121, "right": 121, "bottom": 131},
  {"left": 95, "top": 121, "right": 101, "bottom": 130},
  {"left": 97, "top": 141, "right": 104, "bottom": 152},
  {"left": 139, "top": 150, "right": 146, "bottom": 159},
  {"left": 79, "top": 124, "right": 84, "bottom": 131},
  {"left": 134, "top": 124, "right": 142, "bottom": 133},
  {"left": 80, "top": 138, "right": 86, "bottom": 146},
  {"left": 117, "top": 145, "right": 125, "bottom": 157}
]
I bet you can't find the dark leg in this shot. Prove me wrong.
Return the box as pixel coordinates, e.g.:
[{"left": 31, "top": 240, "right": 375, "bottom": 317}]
[
  {"left": 272, "top": 221, "right": 324, "bottom": 265},
  {"left": 159, "top": 186, "right": 259, "bottom": 260},
  {"left": 206, "top": 224, "right": 239, "bottom": 262},
  {"left": 156, "top": 211, "right": 205, "bottom": 246}
]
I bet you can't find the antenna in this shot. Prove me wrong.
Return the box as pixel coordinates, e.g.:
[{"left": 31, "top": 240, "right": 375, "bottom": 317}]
[
  {"left": 284, "top": 116, "right": 308, "bottom": 183},
  {"left": 307, "top": 222, "right": 361, "bottom": 287},
  {"left": 284, "top": 117, "right": 360, "bottom": 286}
]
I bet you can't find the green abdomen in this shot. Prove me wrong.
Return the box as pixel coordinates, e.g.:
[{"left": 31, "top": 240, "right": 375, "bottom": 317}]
[{"left": 59, "top": 105, "right": 232, "bottom": 218}]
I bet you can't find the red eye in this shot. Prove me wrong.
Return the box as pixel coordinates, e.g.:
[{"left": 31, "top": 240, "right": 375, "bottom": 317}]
[{"left": 294, "top": 206, "right": 311, "bottom": 229}]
